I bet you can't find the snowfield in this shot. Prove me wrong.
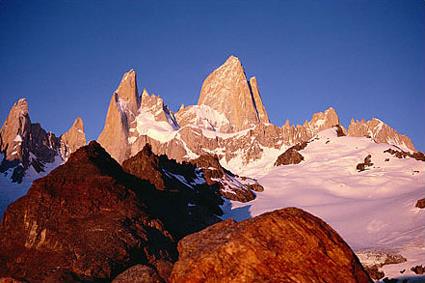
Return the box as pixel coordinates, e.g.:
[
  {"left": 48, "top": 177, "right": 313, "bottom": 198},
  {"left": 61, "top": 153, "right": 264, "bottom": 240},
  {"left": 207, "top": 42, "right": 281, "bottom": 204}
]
[{"left": 222, "top": 128, "right": 425, "bottom": 280}]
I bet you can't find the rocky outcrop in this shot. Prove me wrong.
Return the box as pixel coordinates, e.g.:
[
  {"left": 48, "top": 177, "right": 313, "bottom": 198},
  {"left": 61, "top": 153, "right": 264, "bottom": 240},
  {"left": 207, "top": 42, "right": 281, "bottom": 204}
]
[
  {"left": 0, "top": 99, "right": 62, "bottom": 183},
  {"left": 59, "top": 117, "right": 86, "bottom": 161},
  {"left": 122, "top": 144, "right": 223, "bottom": 238},
  {"left": 384, "top": 148, "right": 425, "bottom": 162},
  {"left": 348, "top": 118, "right": 415, "bottom": 152},
  {"left": 113, "top": 265, "right": 164, "bottom": 283},
  {"left": 274, "top": 141, "right": 308, "bottom": 166},
  {"left": 416, "top": 198, "right": 425, "bottom": 209},
  {"left": 197, "top": 56, "right": 268, "bottom": 132},
  {"left": 190, "top": 154, "right": 263, "bottom": 202},
  {"left": 98, "top": 70, "right": 139, "bottom": 163},
  {"left": 0, "top": 142, "right": 177, "bottom": 282},
  {"left": 248, "top": 76, "right": 269, "bottom": 124},
  {"left": 169, "top": 207, "right": 372, "bottom": 283},
  {"left": 357, "top": 154, "right": 373, "bottom": 172}
]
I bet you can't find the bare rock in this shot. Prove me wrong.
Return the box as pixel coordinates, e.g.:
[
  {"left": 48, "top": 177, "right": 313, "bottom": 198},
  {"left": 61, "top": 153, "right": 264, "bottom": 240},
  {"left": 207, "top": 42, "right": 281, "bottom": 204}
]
[
  {"left": 410, "top": 265, "right": 425, "bottom": 275},
  {"left": 348, "top": 118, "right": 415, "bottom": 152},
  {"left": 357, "top": 154, "right": 373, "bottom": 172},
  {"left": 364, "top": 265, "right": 385, "bottom": 280},
  {"left": 197, "top": 56, "right": 267, "bottom": 132},
  {"left": 113, "top": 265, "right": 164, "bottom": 283},
  {"left": 0, "top": 141, "right": 177, "bottom": 282},
  {"left": 98, "top": 70, "right": 139, "bottom": 163},
  {"left": 60, "top": 117, "right": 86, "bottom": 161},
  {"left": 416, "top": 198, "right": 425, "bottom": 209},
  {"left": 274, "top": 141, "right": 308, "bottom": 166},
  {"left": 169, "top": 207, "right": 372, "bottom": 283}
]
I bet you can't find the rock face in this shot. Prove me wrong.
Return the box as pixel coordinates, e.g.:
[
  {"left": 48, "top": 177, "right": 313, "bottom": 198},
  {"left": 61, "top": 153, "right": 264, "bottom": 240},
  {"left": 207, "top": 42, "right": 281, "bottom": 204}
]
[
  {"left": 274, "top": 141, "right": 308, "bottom": 166},
  {"left": 0, "top": 99, "right": 84, "bottom": 183},
  {"left": 94, "top": 57, "right": 418, "bottom": 177},
  {"left": 113, "top": 265, "right": 164, "bottom": 283},
  {"left": 169, "top": 207, "right": 372, "bottom": 283},
  {"left": 190, "top": 154, "right": 263, "bottom": 202},
  {"left": 348, "top": 118, "right": 415, "bottom": 152},
  {"left": 0, "top": 142, "right": 177, "bottom": 282},
  {"left": 59, "top": 117, "right": 86, "bottom": 161},
  {"left": 98, "top": 69, "right": 139, "bottom": 163},
  {"left": 356, "top": 154, "right": 374, "bottom": 172},
  {"left": 416, "top": 198, "right": 425, "bottom": 209},
  {"left": 197, "top": 56, "right": 268, "bottom": 132},
  {"left": 122, "top": 144, "right": 223, "bottom": 238}
]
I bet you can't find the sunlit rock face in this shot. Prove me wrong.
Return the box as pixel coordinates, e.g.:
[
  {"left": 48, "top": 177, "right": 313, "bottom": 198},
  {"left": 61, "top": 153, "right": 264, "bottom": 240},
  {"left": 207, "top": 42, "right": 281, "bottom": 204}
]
[{"left": 347, "top": 118, "right": 415, "bottom": 152}]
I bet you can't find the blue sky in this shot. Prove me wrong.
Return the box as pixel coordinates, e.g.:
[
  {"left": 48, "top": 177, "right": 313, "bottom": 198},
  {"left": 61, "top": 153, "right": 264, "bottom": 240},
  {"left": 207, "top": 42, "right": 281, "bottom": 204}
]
[{"left": 0, "top": 0, "right": 424, "bottom": 150}]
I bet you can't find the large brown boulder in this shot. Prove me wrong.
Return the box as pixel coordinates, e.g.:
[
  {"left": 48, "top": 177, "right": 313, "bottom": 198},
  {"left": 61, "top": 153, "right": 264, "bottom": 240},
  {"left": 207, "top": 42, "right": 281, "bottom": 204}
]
[
  {"left": 0, "top": 141, "right": 177, "bottom": 282},
  {"left": 169, "top": 207, "right": 372, "bottom": 283},
  {"left": 274, "top": 141, "right": 308, "bottom": 166}
]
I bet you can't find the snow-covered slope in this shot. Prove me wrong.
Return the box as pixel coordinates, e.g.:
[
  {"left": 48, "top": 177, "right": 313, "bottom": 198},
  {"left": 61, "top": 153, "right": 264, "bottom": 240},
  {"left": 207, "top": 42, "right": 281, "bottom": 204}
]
[{"left": 222, "top": 128, "right": 425, "bottom": 280}]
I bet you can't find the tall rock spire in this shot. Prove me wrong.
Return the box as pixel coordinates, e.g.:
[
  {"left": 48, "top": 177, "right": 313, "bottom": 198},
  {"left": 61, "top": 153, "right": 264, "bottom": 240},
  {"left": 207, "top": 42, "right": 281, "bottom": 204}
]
[
  {"left": 98, "top": 69, "right": 140, "bottom": 163},
  {"left": 197, "top": 56, "right": 269, "bottom": 132},
  {"left": 249, "top": 76, "right": 269, "bottom": 123},
  {"left": 0, "top": 98, "right": 31, "bottom": 162},
  {"left": 60, "top": 117, "right": 87, "bottom": 161}
]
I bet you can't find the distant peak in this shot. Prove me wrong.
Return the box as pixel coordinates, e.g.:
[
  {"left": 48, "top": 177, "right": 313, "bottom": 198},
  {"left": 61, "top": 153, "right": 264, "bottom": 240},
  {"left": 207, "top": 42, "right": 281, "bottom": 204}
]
[{"left": 12, "top": 98, "right": 29, "bottom": 115}]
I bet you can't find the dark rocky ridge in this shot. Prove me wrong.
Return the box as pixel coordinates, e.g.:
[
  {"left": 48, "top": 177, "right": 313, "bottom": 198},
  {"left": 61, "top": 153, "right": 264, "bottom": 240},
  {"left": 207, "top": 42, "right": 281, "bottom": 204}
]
[
  {"left": 170, "top": 207, "right": 372, "bottom": 283},
  {"left": 0, "top": 142, "right": 192, "bottom": 282}
]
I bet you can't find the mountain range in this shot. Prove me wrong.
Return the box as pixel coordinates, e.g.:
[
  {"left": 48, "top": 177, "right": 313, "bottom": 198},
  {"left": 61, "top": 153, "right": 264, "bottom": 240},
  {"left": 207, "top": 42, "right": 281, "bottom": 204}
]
[{"left": 0, "top": 56, "right": 424, "bottom": 282}]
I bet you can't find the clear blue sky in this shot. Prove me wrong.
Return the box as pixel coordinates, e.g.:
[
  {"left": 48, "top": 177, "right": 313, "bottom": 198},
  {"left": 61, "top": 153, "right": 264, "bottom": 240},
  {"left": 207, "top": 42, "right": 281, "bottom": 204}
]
[{"left": 1, "top": 0, "right": 424, "bottom": 150}]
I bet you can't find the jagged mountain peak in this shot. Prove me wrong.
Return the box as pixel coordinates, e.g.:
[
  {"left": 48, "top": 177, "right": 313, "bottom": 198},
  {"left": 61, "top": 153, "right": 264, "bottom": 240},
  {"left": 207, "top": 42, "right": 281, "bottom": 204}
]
[
  {"left": 197, "top": 56, "right": 269, "bottom": 132},
  {"left": 60, "top": 116, "right": 87, "bottom": 161},
  {"left": 347, "top": 117, "right": 415, "bottom": 151}
]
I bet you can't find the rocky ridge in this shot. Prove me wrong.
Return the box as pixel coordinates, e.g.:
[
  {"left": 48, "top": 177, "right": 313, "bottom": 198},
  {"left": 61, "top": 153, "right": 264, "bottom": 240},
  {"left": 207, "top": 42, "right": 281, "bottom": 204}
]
[
  {"left": 96, "top": 56, "right": 419, "bottom": 176},
  {"left": 0, "top": 99, "right": 86, "bottom": 183}
]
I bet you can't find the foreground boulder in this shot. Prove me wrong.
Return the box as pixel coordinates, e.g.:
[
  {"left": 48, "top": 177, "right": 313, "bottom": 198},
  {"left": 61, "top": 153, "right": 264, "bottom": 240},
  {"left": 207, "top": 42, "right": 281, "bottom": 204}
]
[
  {"left": 0, "top": 141, "right": 177, "bottom": 282},
  {"left": 170, "top": 207, "right": 372, "bottom": 283}
]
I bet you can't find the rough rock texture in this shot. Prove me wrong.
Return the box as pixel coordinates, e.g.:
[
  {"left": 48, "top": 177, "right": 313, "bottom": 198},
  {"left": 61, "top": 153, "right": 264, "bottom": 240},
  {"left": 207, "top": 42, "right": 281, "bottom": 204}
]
[
  {"left": 169, "top": 207, "right": 372, "bottom": 283},
  {"left": 190, "top": 154, "right": 263, "bottom": 202},
  {"left": 410, "top": 265, "right": 425, "bottom": 275},
  {"left": 248, "top": 76, "right": 269, "bottom": 124},
  {"left": 197, "top": 56, "right": 267, "bottom": 132},
  {"left": 98, "top": 70, "right": 139, "bottom": 163},
  {"left": 59, "top": 117, "right": 86, "bottom": 161},
  {"left": 112, "top": 265, "right": 164, "bottom": 283},
  {"left": 0, "top": 99, "right": 64, "bottom": 183},
  {"left": 384, "top": 148, "right": 425, "bottom": 162},
  {"left": 348, "top": 118, "right": 415, "bottom": 152},
  {"left": 416, "top": 198, "right": 425, "bottom": 209},
  {"left": 122, "top": 144, "right": 223, "bottom": 238},
  {"left": 0, "top": 141, "right": 177, "bottom": 282},
  {"left": 356, "top": 154, "right": 374, "bottom": 172},
  {"left": 274, "top": 141, "right": 308, "bottom": 166}
]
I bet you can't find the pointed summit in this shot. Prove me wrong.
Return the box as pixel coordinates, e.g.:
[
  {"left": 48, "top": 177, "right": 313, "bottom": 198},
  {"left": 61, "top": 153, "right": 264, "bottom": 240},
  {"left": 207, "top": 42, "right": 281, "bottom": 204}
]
[
  {"left": 249, "top": 76, "right": 269, "bottom": 123},
  {"left": 60, "top": 117, "right": 87, "bottom": 161},
  {"left": 98, "top": 69, "right": 140, "bottom": 163},
  {"left": 197, "top": 56, "right": 268, "bottom": 132},
  {"left": 0, "top": 98, "right": 31, "bottom": 162}
]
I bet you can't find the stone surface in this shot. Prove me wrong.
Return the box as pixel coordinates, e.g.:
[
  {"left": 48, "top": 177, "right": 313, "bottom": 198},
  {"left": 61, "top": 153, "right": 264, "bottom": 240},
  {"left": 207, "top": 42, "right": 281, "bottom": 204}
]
[
  {"left": 197, "top": 56, "right": 267, "bottom": 132},
  {"left": 112, "top": 265, "right": 164, "bottom": 283},
  {"left": 416, "top": 198, "right": 425, "bottom": 209},
  {"left": 98, "top": 70, "right": 139, "bottom": 163},
  {"left": 0, "top": 99, "right": 62, "bottom": 183},
  {"left": 0, "top": 141, "right": 177, "bottom": 282},
  {"left": 348, "top": 118, "right": 415, "bottom": 152},
  {"left": 274, "top": 141, "right": 308, "bottom": 166},
  {"left": 356, "top": 154, "right": 374, "bottom": 172},
  {"left": 169, "top": 207, "right": 372, "bottom": 283},
  {"left": 60, "top": 117, "right": 86, "bottom": 161}
]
